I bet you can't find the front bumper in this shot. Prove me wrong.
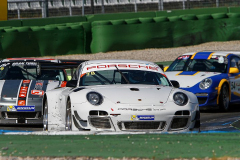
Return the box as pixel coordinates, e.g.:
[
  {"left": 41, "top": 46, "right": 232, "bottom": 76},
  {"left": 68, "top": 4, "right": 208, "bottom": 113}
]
[
  {"left": 0, "top": 105, "right": 43, "bottom": 125},
  {"left": 71, "top": 102, "right": 199, "bottom": 132},
  {"left": 181, "top": 88, "right": 218, "bottom": 108}
]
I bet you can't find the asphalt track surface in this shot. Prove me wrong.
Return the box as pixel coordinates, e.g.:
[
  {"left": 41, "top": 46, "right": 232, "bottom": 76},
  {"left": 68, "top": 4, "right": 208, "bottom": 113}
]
[{"left": 1, "top": 105, "right": 240, "bottom": 133}]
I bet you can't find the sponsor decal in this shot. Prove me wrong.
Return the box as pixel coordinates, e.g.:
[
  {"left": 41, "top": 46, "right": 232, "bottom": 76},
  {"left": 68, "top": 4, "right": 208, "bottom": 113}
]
[
  {"left": 19, "top": 93, "right": 27, "bottom": 98},
  {"left": 60, "top": 81, "right": 67, "bottom": 87},
  {"left": 20, "top": 86, "right": 28, "bottom": 92},
  {"left": 85, "top": 64, "right": 158, "bottom": 72},
  {"left": 178, "top": 55, "right": 190, "bottom": 60},
  {"left": 131, "top": 115, "right": 155, "bottom": 120},
  {"left": 177, "top": 71, "right": 199, "bottom": 76},
  {"left": 15, "top": 106, "right": 35, "bottom": 112},
  {"left": 18, "top": 100, "right": 26, "bottom": 106},
  {"left": 12, "top": 62, "right": 37, "bottom": 66},
  {"left": 118, "top": 108, "right": 165, "bottom": 111},
  {"left": 7, "top": 105, "right": 35, "bottom": 112},
  {"left": 23, "top": 80, "right": 30, "bottom": 84},
  {"left": 34, "top": 80, "right": 44, "bottom": 90},
  {"left": 31, "top": 90, "right": 44, "bottom": 96},
  {"left": 7, "top": 106, "right": 17, "bottom": 112}
]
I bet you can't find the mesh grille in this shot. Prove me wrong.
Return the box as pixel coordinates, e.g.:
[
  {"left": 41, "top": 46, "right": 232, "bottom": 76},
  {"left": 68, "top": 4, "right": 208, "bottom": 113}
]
[
  {"left": 197, "top": 97, "right": 207, "bottom": 104},
  {"left": 118, "top": 121, "right": 166, "bottom": 130},
  {"left": 171, "top": 118, "right": 189, "bottom": 129},
  {"left": 3, "top": 112, "right": 39, "bottom": 119},
  {"left": 89, "top": 117, "right": 111, "bottom": 129}
]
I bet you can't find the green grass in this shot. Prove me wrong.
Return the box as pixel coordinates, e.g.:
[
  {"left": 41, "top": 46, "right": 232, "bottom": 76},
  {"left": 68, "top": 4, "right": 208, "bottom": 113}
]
[{"left": 0, "top": 133, "right": 240, "bottom": 158}]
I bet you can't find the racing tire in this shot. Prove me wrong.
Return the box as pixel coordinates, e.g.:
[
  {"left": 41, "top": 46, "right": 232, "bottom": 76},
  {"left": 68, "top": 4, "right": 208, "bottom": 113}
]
[
  {"left": 65, "top": 100, "right": 72, "bottom": 131},
  {"left": 43, "top": 100, "right": 48, "bottom": 131},
  {"left": 219, "top": 84, "right": 230, "bottom": 112}
]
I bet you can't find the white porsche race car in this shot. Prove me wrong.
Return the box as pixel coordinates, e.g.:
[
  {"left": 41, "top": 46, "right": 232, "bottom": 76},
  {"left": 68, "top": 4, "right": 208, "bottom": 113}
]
[{"left": 43, "top": 60, "right": 200, "bottom": 133}]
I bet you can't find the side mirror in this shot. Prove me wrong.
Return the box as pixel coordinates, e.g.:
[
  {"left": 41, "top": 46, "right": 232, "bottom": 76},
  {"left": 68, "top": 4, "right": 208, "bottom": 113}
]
[
  {"left": 229, "top": 67, "right": 239, "bottom": 74},
  {"left": 170, "top": 80, "right": 180, "bottom": 88},
  {"left": 66, "top": 80, "right": 77, "bottom": 87}
]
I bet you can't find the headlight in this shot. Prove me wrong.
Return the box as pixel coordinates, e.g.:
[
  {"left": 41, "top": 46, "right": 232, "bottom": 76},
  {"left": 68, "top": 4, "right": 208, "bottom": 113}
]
[
  {"left": 86, "top": 92, "right": 103, "bottom": 106},
  {"left": 173, "top": 92, "right": 188, "bottom": 106},
  {"left": 199, "top": 78, "right": 212, "bottom": 90}
]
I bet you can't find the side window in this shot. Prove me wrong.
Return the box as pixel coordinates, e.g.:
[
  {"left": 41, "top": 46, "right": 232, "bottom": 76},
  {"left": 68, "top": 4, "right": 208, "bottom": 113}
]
[
  {"left": 230, "top": 57, "right": 240, "bottom": 69},
  {"left": 72, "top": 64, "right": 82, "bottom": 80}
]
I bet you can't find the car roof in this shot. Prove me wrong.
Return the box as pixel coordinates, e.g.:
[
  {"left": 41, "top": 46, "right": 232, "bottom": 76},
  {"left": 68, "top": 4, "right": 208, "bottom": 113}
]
[
  {"left": 182, "top": 51, "right": 240, "bottom": 57},
  {"left": 1, "top": 58, "right": 59, "bottom": 63},
  {"left": 84, "top": 59, "right": 157, "bottom": 65}
]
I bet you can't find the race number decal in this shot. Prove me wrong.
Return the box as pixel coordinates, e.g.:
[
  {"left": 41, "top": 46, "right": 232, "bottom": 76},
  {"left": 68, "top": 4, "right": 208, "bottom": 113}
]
[{"left": 31, "top": 90, "right": 44, "bottom": 96}]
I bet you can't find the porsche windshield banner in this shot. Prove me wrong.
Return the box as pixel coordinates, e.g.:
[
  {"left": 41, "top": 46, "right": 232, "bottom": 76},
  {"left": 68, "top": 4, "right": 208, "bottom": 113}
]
[
  {"left": 82, "top": 63, "right": 160, "bottom": 74},
  {"left": 0, "top": 0, "right": 7, "bottom": 21}
]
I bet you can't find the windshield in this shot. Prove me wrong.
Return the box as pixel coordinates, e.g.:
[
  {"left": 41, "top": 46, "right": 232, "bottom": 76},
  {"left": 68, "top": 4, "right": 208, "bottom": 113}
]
[
  {"left": 79, "top": 70, "right": 170, "bottom": 86},
  {"left": 167, "top": 55, "right": 228, "bottom": 73},
  {"left": 0, "top": 62, "right": 66, "bottom": 81}
]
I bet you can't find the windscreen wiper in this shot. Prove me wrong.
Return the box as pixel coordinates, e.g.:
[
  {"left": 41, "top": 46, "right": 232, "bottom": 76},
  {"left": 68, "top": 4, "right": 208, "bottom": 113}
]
[{"left": 115, "top": 66, "right": 130, "bottom": 84}]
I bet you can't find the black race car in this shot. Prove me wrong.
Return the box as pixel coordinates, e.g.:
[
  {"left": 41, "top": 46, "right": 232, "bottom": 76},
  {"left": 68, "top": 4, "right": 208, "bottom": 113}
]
[{"left": 0, "top": 58, "right": 83, "bottom": 125}]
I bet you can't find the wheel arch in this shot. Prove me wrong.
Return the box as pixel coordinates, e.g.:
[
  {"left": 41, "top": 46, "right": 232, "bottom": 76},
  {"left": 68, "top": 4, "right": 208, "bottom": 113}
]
[{"left": 217, "top": 79, "right": 231, "bottom": 104}]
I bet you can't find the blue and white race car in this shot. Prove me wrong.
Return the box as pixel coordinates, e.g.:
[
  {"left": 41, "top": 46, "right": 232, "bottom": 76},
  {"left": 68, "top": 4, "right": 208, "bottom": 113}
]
[{"left": 165, "top": 51, "right": 240, "bottom": 111}]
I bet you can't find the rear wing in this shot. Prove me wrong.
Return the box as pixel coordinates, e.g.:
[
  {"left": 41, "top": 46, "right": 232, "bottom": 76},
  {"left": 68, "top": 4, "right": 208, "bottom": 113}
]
[
  {"left": 40, "top": 60, "right": 86, "bottom": 80},
  {"left": 40, "top": 60, "right": 85, "bottom": 70},
  {"left": 0, "top": 59, "right": 86, "bottom": 80}
]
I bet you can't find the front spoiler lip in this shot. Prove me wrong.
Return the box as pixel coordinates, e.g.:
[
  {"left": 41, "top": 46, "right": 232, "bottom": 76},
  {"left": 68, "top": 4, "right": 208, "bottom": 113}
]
[{"left": 0, "top": 118, "right": 43, "bottom": 125}]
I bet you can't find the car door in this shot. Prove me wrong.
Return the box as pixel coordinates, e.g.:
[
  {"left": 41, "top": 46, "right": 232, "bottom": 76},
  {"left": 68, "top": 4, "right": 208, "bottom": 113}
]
[{"left": 228, "top": 56, "right": 240, "bottom": 102}]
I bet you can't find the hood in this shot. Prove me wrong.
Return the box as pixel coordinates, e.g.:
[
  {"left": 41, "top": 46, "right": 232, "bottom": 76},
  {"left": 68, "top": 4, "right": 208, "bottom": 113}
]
[
  {"left": 165, "top": 71, "right": 222, "bottom": 88},
  {"left": 89, "top": 85, "right": 173, "bottom": 105},
  {"left": 0, "top": 80, "right": 61, "bottom": 106}
]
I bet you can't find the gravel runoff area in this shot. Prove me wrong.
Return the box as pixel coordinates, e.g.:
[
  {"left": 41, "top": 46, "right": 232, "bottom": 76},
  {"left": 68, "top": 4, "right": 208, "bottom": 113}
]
[{"left": 42, "top": 41, "right": 240, "bottom": 62}]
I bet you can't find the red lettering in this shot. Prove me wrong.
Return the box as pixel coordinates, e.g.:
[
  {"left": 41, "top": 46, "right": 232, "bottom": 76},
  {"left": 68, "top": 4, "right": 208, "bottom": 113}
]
[
  {"left": 149, "top": 66, "right": 158, "bottom": 71},
  {"left": 107, "top": 64, "right": 116, "bottom": 68},
  {"left": 87, "top": 66, "right": 96, "bottom": 70},
  {"left": 97, "top": 65, "right": 107, "bottom": 69},
  {"left": 128, "top": 65, "right": 138, "bottom": 68},
  {"left": 139, "top": 65, "right": 148, "bottom": 69},
  {"left": 118, "top": 64, "right": 127, "bottom": 68}
]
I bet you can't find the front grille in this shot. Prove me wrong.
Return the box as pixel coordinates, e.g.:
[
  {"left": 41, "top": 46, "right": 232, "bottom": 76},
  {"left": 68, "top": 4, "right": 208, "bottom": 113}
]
[
  {"left": 197, "top": 97, "right": 207, "bottom": 104},
  {"left": 170, "top": 117, "right": 189, "bottom": 129},
  {"left": 89, "top": 117, "right": 111, "bottom": 129},
  {"left": 89, "top": 110, "right": 108, "bottom": 116},
  {"left": 2, "top": 112, "right": 40, "bottom": 119},
  {"left": 118, "top": 121, "right": 166, "bottom": 130},
  {"left": 175, "top": 110, "right": 190, "bottom": 115}
]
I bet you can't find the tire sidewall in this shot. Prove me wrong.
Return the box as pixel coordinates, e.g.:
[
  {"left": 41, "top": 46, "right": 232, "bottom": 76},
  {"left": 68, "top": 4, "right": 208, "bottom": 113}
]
[
  {"left": 219, "top": 83, "right": 230, "bottom": 111},
  {"left": 65, "top": 100, "right": 72, "bottom": 131}
]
